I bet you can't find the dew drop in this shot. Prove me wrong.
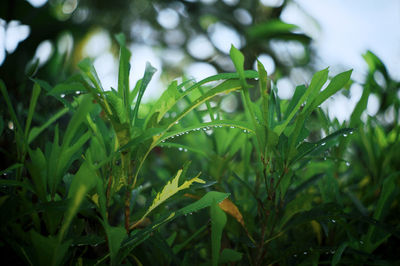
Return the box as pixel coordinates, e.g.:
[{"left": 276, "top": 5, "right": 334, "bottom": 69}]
[
  {"left": 331, "top": 219, "right": 336, "bottom": 223},
  {"left": 359, "top": 240, "right": 364, "bottom": 245},
  {"left": 243, "top": 129, "right": 247, "bottom": 133},
  {"left": 184, "top": 148, "right": 188, "bottom": 152},
  {"left": 75, "top": 91, "right": 80, "bottom": 95},
  {"left": 303, "top": 251, "right": 307, "bottom": 255},
  {"left": 178, "top": 147, "right": 183, "bottom": 151},
  {"left": 330, "top": 250, "right": 335, "bottom": 254},
  {"left": 345, "top": 161, "right": 350, "bottom": 166},
  {"left": 293, "top": 254, "right": 297, "bottom": 258},
  {"left": 343, "top": 133, "right": 348, "bottom": 137},
  {"left": 205, "top": 129, "right": 213, "bottom": 135},
  {"left": 321, "top": 142, "right": 326, "bottom": 146},
  {"left": 230, "top": 126, "right": 235, "bottom": 129},
  {"left": 61, "top": 94, "right": 66, "bottom": 98},
  {"left": 349, "top": 130, "right": 354, "bottom": 135}
]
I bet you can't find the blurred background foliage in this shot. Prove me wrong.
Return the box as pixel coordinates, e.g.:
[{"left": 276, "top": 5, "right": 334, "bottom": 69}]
[{"left": 0, "top": 0, "right": 314, "bottom": 96}]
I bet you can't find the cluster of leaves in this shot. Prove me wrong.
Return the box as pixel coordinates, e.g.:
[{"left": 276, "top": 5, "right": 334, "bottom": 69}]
[{"left": 1, "top": 35, "right": 399, "bottom": 265}]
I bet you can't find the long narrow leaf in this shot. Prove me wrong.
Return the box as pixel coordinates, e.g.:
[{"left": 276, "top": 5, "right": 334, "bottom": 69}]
[
  {"left": 25, "top": 83, "right": 41, "bottom": 139},
  {"left": 115, "top": 33, "right": 132, "bottom": 122},
  {"left": 132, "top": 62, "right": 156, "bottom": 125},
  {"left": 28, "top": 107, "right": 69, "bottom": 144},
  {"left": 211, "top": 199, "right": 227, "bottom": 266}
]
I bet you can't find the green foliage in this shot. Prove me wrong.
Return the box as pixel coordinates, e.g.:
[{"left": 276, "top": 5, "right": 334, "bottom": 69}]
[{"left": 0, "top": 38, "right": 399, "bottom": 266}]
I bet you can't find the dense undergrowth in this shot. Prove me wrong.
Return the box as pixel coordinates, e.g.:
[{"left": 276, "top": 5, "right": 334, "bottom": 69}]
[{"left": 1, "top": 35, "right": 399, "bottom": 265}]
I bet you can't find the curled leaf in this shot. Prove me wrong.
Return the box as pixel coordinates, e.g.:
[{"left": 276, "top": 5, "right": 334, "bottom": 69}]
[{"left": 218, "top": 198, "right": 245, "bottom": 228}]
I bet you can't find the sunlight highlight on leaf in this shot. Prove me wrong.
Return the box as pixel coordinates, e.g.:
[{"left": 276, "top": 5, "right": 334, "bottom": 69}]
[{"left": 130, "top": 169, "right": 204, "bottom": 230}]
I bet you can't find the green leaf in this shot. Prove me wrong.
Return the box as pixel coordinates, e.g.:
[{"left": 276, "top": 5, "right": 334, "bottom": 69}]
[
  {"left": 303, "top": 68, "right": 329, "bottom": 109},
  {"left": 283, "top": 85, "right": 306, "bottom": 121},
  {"left": 59, "top": 130, "right": 92, "bottom": 174},
  {"left": 0, "top": 179, "right": 35, "bottom": 193},
  {"left": 229, "top": 45, "right": 248, "bottom": 89},
  {"left": 158, "top": 119, "right": 254, "bottom": 144},
  {"left": 103, "top": 223, "right": 127, "bottom": 266},
  {"left": 248, "top": 19, "right": 300, "bottom": 40},
  {"left": 148, "top": 71, "right": 257, "bottom": 128},
  {"left": 219, "top": 249, "right": 243, "bottom": 264},
  {"left": 363, "top": 173, "right": 399, "bottom": 253},
  {"left": 211, "top": 199, "right": 227, "bottom": 266},
  {"left": 0, "top": 163, "right": 24, "bottom": 176},
  {"left": 167, "top": 79, "right": 244, "bottom": 131},
  {"left": 280, "top": 192, "right": 314, "bottom": 229},
  {"left": 58, "top": 162, "right": 98, "bottom": 242},
  {"left": 43, "top": 99, "right": 92, "bottom": 197},
  {"left": 274, "top": 68, "right": 329, "bottom": 136},
  {"left": 350, "top": 86, "right": 370, "bottom": 127},
  {"left": 332, "top": 242, "right": 348, "bottom": 266},
  {"left": 115, "top": 33, "right": 132, "bottom": 121},
  {"left": 257, "top": 60, "right": 270, "bottom": 126},
  {"left": 289, "top": 128, "right": 354, "bottom": 165},
  {"left": 25, "top": 57, "right": 39, "bottom": 77},
  {"left": 0, "top": 79, "right": 23, "bottom": 136},
  {"left": 78, "top": 58, "right": 104, "bottom": 92},
  {"left": 27, "top": 148, "right": 47, "bottom": 200},
  {"left": 363, "top": 50, "right": 388, "bottom": 77},
  {"left": 183, "top": 71, "right": 258, "bottom": 96},
  {"left": 30, "top": 230, "right": 71, "bottom": 266},
  {"left": 47, "top": 82, "right": 85, "bottom": 97},
  {"left": 25, "top": 82, "right": 41, "bottom": 139},
  {"left": 62, "top": 95, "right": 95, "bottom": 148},
  {"left": 28, "top": 107, "right": 69, "bottom": 144},
  {"left": 105, "top": 89, "right": 127, "bottom": 124},
  {"left": 147, "top": 80, "right": 180, "bottom": 123},
  {"left": 132, "top": 62, "right": 157, "bottom": 125},
  {"left": 159, "top": 142, "right": 209, "bottom": 158},
  {"left": 306, "top": 69, "right": 352, "bottom": 112}
]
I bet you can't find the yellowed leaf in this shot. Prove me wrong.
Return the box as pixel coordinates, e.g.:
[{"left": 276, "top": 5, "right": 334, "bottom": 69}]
[
  {"left": 218, "top": 198, "right": 245, "bottom": 227},
  {"left": 311, "top": 220, "right": 322, "bottom": 244},
  {"left": 130, "top": 170, "right": 204, "bottom": 230}
]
